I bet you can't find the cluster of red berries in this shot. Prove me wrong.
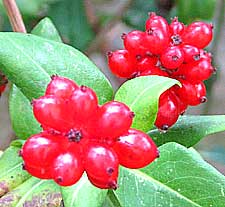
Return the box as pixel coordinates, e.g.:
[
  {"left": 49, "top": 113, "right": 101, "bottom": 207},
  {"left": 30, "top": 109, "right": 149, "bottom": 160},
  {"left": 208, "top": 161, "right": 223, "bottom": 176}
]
[
  {"left": 20, "top": 76, "right": 158, "bottom": 189},
  {"left": 0, "top": 71, "right": 8, "bottom": 96},
  {"left": 108, "top": 13, "right": 214, "bottom": 130}
]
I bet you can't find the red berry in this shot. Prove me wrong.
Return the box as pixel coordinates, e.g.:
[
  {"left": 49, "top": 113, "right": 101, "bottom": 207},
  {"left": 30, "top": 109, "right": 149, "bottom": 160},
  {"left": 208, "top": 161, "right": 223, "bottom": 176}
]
[
  {"left": 145, "top": 28, "right": 169, "bottom": 55},
  {"left": 52, "top": 145, "right": 84, "bottom": 186},
  {"left": 87, "top": 174, "right": 118, "bottom": 190},
  {"left": 140, "top": 66, "right": 168, "bottom": 77},
  {"left": 160, "top": 46, "right": 184, "bottom": 69},
  {"left": 182, "top": 22, "right": 213, "bottom": 48},
  {"left": 108, "top": 50, "right": 135, "bottom": 78},
  {"left": 175, "top": 80, "right": 207, "bottom": 106},
  {"left": 0, "top": 72, "right": 8, "bottom": 95},
  {"left": 170, "top": 17, "right": 185, "bottom": 35},
  {"left": 21, "top": 133, "right": 66, "bottom": 170},
  {"left": 145, "top": 12, "right": 170, "bottom": 34},
  {"left": 182, "top": 45, "right": 200, "bottom": 63},
  {"left": 33, "top": 95, "right": 74, "bottom": 132},
  {"left": 45, "top": 75, "right": 78, "bottom": 99},
  {"left": 85, "top": 143, "right": 119, "bottom": 184},
  {"left": 180, "top": 59, "right": 214, "bottom": 81},
  {"left": 92, "top": 101, "right": 134, "bottom": 139},
  {"left": 200, "top": 49, "right": 212, "bottom": 62},
  {"left": 122, "top": 30, "right": 149, "bottom": 57},
  {"left": 136, "top": 56, "right": 158, "bottom": 72},
  {"left": 23, "top": 164, "right": 52, "bottom": 179},
  {"left": 70, "top": 86, "right": 98, "bottom": 125},
  {"left": 155, "top": 90, "right": 180, "bottom": 130},
  {"left": 113, "top": 129, "right": 158, "bottom": 168}
]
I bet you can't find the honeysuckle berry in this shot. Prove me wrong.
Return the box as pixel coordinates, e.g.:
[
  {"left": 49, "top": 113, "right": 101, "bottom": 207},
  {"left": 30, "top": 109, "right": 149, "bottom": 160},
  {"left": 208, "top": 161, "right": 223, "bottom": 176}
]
[
  {"left": 160, "top": 46, "right": 184, "bottom": 69},
  {"left": 0, "top": 71, "right": 7, "bottom": 95},
  {"left": 107, "top": 50, "right": 135, "bottom": 78},
  {"left": 155, "top": 90, "right": 180, "bottom": 130},
  {"left": 22, "top": 76, "right": 158, "bottom": 189},
  {"left": 182, "top": 22, "right": 213, "bottom": 48},
  {"left": 107, "top": 13, "right": 214, "bottom": 130},
  {"left": 113, "top": 129, "right": 158, "bottom": 168}
]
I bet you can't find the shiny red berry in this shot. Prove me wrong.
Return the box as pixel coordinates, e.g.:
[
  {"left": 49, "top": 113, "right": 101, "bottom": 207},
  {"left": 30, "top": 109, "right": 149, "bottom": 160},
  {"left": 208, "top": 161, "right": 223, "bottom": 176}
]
[
  {"left": 175, "top": 80, "right": 207, "bottom": 106},
  {"left": 108, "top": 50, "right": 135, "bottom": 78},
  {"left": 70, "top": 86, "right": 98, "bottom": 124},
  {"left": 85, "top": 143, "right": 119, "bottom": 185},
  {"left": 21, "top": 133, "right": 66, "bottom": 170},
  {"left": 122, "top": 30, "right": 149, "bottom": 57},
  {"left": 52, "top": 145, "right": 84, "bottom": 186},
  {"left": 113, "top": 129, "right": 158, "bottom": 168},
  {"left": 93, "top": 101, "right": 134, "bottom": 139},
  {"left": 160, "top": 46, "right": 184, "bottom": 69},
  {"left": 33, "top": 95, "right": 74, "bottom": 132},
  {"left": 136, "top": 56, "right": 158, "bottom": 72},
  {"left": 23, "top": 164, "right": 52, "bottom": 179},
  {"left": 140, "top": 66, "right": 168, "bottom": 77},
  {"left": 182, "top": 22, "right": 213, "bottom": 48},
  {"left": 155, "top": 90, "right": 180, "bottom": 130},
  {"left": 182, "top": 45, "right": 200, "bottom": 63},
  {"left": 45, "top": 75, "right": 78, "bottom": 99},
  {"left": 145, "top": 12, "right": 170, "bottom": 34},
  {"left": 170, "top": 17, "right": 185, "bottom": 35},
  {"left": 145, "top": 28, "right": 169, "bottom": 55}
]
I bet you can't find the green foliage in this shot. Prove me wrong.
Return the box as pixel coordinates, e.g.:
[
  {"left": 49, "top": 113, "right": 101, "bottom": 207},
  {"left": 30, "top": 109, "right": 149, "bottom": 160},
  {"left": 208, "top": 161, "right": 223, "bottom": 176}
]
[
  {"left": 176, "top": 0, "right": 216, "bottom": 24},
  {"left": 110, "top": 142, "right": 225, "bottom": 207},
  {"left": 115, "top": 76, "right": 179, "bottom": 132},
  {"left": 48, "top": 0, "right": 95, "bottom": 51},
  {"left": 149, "top": 115, "right": 225, "bottom": 147},
  {"left": 61, "top": 174, "right": 107, "bottom": 207}
]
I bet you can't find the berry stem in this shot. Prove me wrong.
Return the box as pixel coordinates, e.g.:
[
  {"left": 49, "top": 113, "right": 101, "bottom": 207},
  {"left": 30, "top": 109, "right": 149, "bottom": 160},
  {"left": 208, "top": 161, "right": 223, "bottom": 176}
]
[{"left": 3, "top": 0, "right": 26, "bottom": 33}]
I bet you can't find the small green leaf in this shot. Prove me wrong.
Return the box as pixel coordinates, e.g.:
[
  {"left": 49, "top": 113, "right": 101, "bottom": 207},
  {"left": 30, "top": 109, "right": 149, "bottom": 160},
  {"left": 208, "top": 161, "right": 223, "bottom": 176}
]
[
  {"left": 176, "top": 0, "right": 216, "bottom": 24},
  {"left": 48, "top": 0, "right": 95, "bottom": 51},
  {"left": 0, "top": 178, "right": 61, "bottom": 206},
  {"left": 113, "top": 142, "right": 225, "bottom": 207},
  {"left": 148, "top": 115, "right": 225, "bottom": 147},
  {"left": 31, "top": 17, "right": 62, "bottom": 42},
  {"left": 115, "top": 76, "right": 179, "bottom": 132},
  {"left": 0, "top": 32, "right": 113, "bottom": 103},
  {"left": 0, "top": 146, "right": 31, "bottom": 197},
  {"left": 61, "top": 174, "right": 107, "bottom": 207}
]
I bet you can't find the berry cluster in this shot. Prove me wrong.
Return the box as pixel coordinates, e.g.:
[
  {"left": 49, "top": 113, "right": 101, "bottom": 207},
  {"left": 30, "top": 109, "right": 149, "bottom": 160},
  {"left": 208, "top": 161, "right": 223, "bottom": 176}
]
[
  {"left": 108, "top": 13, "right": 214, "bottom": 130},
  {"left": 21, "top": 76, "right": 158, "bottom": 189},
  {"left": 0, "top": 71, "right": 8, "bottom": 96}
]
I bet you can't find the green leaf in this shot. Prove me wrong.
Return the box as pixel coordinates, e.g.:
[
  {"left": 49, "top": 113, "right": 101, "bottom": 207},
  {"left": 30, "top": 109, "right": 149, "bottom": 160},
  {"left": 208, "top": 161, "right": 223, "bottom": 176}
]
[
  {"left": 115, "top": 76, "right": 179, "bottom": 132},
  {"left": 9, "top": 17, "right": 62, "bottom": 140},
  {"left": 148, "top": 115, "right": 225, "bottom": 147},
  {"left": 48, "top": 0, "right": 95, "bottom": 51},
  {"left": 176, "top": 0, "right": 216, "bottom": 24},
  {"left": 0, "top": 146, "right": 31, "bottom": 197},
  {"left": 122, "top": 0, "right": 157, "bottom": 30},
  {"left": 113, "top": 142, "right": 225, "bottom": 207},
  {"left": 0, "top": 33, "right": 113, "bottom": 103},
  {"left": 31, "top": 17, "right": 62, "bottom": 42},
  {"left": 0, "top": 177, "right": 61, "bottom": 206},
  {"left": 61, "top": 174, "right": 107, "bottom": 207}
]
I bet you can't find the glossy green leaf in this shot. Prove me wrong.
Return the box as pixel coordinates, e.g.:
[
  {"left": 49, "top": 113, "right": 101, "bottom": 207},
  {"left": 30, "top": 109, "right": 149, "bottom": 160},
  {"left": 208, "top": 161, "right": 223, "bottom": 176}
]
[
  {"left": 0, "top": 33, "right": 113, "bottom": 103},
  {"left": 176, "top": 0, "right": 216, "bottom": 24},
  {"left": 48, "top": 0, "right": 95, "bottom": 51},
  {"left": 113, "top": 142, "right": 225, "bottom": 207},
  {"left": 115, "top": 76, "right": 179, "bottom": 132},
  {"left": 122, "top": 0, "right": 157, "bottom": 30},
  {"left": 9, "top": 18, "right": 62, "bottom": 140},
  {"left": 148, "top": 115, "right": 225, "bottom": 147},
  {"left": 31, "top": 17, "right": 62, "bottom": 42},
  {"left": 61, "top": 174, "right": 107, "bottom": 207},
  {"left": 0, "top": 146, "right": 30, "bottom": 197},
  {"left": 0, "top": 177, "right": 61, "bottom": 206}
]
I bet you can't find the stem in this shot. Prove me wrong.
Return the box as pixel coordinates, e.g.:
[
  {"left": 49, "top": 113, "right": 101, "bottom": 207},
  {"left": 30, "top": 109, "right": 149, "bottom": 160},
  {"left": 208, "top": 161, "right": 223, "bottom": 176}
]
[{"left": 3, "top": 0, "right": 26, "bottom": 33}]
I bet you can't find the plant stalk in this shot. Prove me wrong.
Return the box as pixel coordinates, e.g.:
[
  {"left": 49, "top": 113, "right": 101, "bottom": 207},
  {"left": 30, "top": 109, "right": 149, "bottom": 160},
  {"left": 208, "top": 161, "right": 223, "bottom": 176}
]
[{"left": 3, "top": 0, "right": 26, "bottom": 33}]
